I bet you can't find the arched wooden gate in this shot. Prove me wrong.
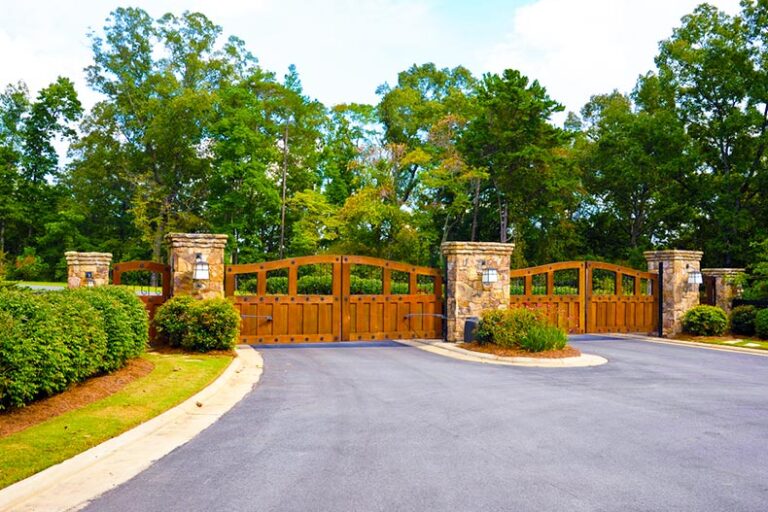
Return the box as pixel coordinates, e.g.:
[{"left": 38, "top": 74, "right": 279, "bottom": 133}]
[
  {"left": 225, "top": 255, "right": 443, "bottom": 344},
  {"left": 112, "top": 260, "right": 171, "bottom": 338},
  {"left": 509, "top": 261, "right": 659, "bottom": 334}
]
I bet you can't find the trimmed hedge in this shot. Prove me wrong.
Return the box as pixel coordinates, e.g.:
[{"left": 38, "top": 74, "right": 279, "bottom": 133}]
[
  {"left": 729, "top": 305, "right": 757, "bottom": 336},
  {"left": 155, "top": 297, "right": 240, "bottom": 352},
  {"left": 755, "top": 309, "right": 768, "bottom": 339},
  {"left": 682, "top": 305, "right": 728, "bottom": 336},
  {"left": 475, "top": 308, "right": 568, "bottom": 352},
  {"left": 0, "top": 286, "right": 148, "bottom": 410}
]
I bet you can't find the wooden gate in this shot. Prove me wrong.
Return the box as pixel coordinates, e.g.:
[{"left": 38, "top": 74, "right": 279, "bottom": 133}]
[
  {"left": 509, "top": 261, "right": 659, "bottom": 334},
  {"left": 225, "top": 255, "right": 443, "bottom": 344},
  {"left": 112, "top": 261, "right": 171, "bottom": 337}
]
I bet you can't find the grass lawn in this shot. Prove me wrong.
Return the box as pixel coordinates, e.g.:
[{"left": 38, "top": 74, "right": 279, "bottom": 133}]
[
  {"left": 674, "top": 334, "right": 768, "bottom": 351},
  {"left": 16, "top": 281, "right": 163, "bottom": 294},
  {"left": 16, "top": 281, "right": 66, "bottom": 288},
  {"left": 0, "top": 351, "right": 232, "bottom": 489}
]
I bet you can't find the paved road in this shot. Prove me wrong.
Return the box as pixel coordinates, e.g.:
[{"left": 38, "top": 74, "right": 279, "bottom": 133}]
[{"left": 85, "top": 336, "right": 768, "bottom": 512}]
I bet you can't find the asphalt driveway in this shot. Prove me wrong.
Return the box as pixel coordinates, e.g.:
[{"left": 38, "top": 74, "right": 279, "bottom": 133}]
[{"left": 85, "top": 336, "right": 768, "bottom": 512}]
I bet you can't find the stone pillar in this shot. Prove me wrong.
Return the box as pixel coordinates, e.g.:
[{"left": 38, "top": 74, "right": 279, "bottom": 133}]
[
  {"left": 65, "top": 252, "right": 112, "bottom": 289},
  {"left": 166, "top": 233, "right": 228, "bottom": 300},
  {"left": 441, "top": 242, "right": 515, "bottom": 343},
  {"left": 644, "top": 250, "right": 704, "bottom": 337},
  {"left": 701, "top": 268, "right": 745, "bottom": 314}
]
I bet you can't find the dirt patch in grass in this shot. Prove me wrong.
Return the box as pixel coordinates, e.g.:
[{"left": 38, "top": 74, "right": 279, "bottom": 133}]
[
  {"left": 460, "top": 342, "right": 581, "bottom": 359},
  {"left": 0, "top": 358, "right": 154, "bottom": 438}
]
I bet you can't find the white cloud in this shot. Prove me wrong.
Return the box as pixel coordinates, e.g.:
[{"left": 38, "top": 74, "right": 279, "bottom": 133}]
[
  {"left": 481, "top": 0, "right": 742, "bottom": 119},
  {"left": 0, "top": 0, "right": 746, "bottom": 120}
]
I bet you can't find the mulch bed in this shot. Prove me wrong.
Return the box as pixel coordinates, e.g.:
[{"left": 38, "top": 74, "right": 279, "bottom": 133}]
[
  {"left": 460, "top": 342, "right": 581, "bottom": 359},
  {"left": 0, "top": 358, "right": 155, "bottom": 438}
]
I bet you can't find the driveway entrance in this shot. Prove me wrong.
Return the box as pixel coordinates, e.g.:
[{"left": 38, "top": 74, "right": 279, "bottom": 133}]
[{"left": 85, "top": 335, "right": 768, "bottom": 512}]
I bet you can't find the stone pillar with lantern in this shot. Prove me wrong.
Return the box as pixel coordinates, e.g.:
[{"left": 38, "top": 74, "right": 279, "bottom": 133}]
[
  {"left": 65, "top": 252, "right": 112, "bottom": 288},
  {"left": 644, "top": 250, "right": 704, "bottom": 336},
  {"left": 166, "top": 233, "right": 228, "bottom": 300},
  {"left": 441, "top": 242, "right": 515, "bottom": 342}
]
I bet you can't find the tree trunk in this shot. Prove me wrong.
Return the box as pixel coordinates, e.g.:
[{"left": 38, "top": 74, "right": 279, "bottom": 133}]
[
  {"left": 470, "top": 178, "right": 481, "bottom": 242},
  {"left": 232, "top": 227, "right": 239, "bottom": 265},
  {"left": 279, "top": 124, "right": 289, "bottom": 259},
  {"left": 498, "top": 198, "right": 509, "bottom": 243}
]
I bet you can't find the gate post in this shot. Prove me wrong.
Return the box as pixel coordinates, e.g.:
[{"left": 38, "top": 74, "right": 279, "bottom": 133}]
[
  {"left": 701, "top": 268, "right": 744, "bottom": 315},
  {"left": 441, "top": 242, "right": 515, "bottom": 342},
  {"left": 644, "top": 250, "right": 703, "bottom": 336},
  {"left": 65, "top": 252, "right": 112, "bottom": 288},
  {"left": 166, "top": 233, "right": 228, "bottom": 300}
]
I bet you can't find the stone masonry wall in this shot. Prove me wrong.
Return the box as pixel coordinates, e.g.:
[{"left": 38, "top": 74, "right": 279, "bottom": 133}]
[
  {"left": 645, "top": 250, "right": 703, "bottom": 336},
  {"left": 441, "top": 242, "right": 515, "bottom": 342},
  {"left": 65, "top": 252, "right": 112, "bottom": 288},
  {"left": 702, "top": 268, "right": 745, "bottom": 315},
  {"left": 166, "top": 233, "right": 228, "bottom": 300}
]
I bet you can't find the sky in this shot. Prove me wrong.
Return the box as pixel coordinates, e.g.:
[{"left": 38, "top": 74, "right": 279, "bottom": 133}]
[{"left": 0, "top": 0, "right": 742, "bottom": 122}]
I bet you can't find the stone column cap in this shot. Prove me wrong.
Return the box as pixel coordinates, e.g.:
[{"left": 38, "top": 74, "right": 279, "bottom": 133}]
[
  {"left": 701, "top": 268, "right": 746, "bottom": 276},
  {"left": 165, "top": 233, "right": 228, "bottom": 249},
  {"left": 441, "top": 241, "right": 515, "bottom": 256},
  {"left": 64, "top": 251, "right": 113, "bottom": 263},
  {"left": 643, "top": 249, "right": 704, "bottom": 262}
]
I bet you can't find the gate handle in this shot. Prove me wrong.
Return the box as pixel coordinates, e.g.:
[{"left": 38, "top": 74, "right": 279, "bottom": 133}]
[{"left": 240, "top": 315, "right": 273, "bottom": 321}]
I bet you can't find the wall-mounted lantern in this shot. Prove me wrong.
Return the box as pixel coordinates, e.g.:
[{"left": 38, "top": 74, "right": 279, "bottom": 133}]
[
  {"left": 482, "top": 268, "right": 499, "bottom": 285},
  {"left": 85, "top": 271, "right": 95, "bottom": 287},
  {"left": 686, "top": 264, "right": 703, "bottom": 286},
  {"left": 193, "top": 253, "right": 210, "bottom": 281}
]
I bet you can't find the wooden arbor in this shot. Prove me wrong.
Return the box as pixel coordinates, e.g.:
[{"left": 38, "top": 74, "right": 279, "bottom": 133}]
[
  {"left": 508, "top": 261, "right": 659, "bottom": 334},
  {"left": 225, "top": 255, "right": 443, "bottom": 344}
]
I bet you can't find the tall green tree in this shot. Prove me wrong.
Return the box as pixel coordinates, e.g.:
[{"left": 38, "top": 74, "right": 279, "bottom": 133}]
[
  {"left": 76, "top": 8, "right": 254, "bottom": 263},
  {"left": 656, "top": 1, "right": 768, "bottom": 266},
  {"left": 578, "top": 78, "right": 694, "bottom": 265},
  {"left": 0, "top": 78, "right": 81, "bottom": 275},
  {"left": 461, "top": 69, "right": 576, "bottom": 264}
]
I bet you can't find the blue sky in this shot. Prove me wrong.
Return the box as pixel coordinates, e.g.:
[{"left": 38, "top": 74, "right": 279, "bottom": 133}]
[{"left": 0, "top": 0, "right": 740, "bottom": 122}]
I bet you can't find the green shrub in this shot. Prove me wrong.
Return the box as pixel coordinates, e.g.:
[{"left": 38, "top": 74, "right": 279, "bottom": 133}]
[
  {"left": 155, "top": 295, "right": 196, "bottom": 347},
  {"left": 475, "top": 308, "right": 544, "bottom": 348},
  {"left": 11, "top": 248, "right": 48, "bottom": 281},
  {"left": 349, "top": 276, "right": 383, "bottom": 294},
  {"left": 297, "top": 275, "right": 333, "bottom": 294},
  {"left": 43, "top": 291, "right": 109, "bottom": 383},
  {"left": 69, "top": 287, "right": 148, "bottom": 371},
  {"left": 755, "top": 309, "right": 768, "bottom": 339},
  {"left": 729, "top": 305, "right": 757, "bottom": 336},
  {"left": 98, "top": 286, "right": 149, "bottom": 358},
  {"left": 682, "top": 305, "right": 728, "bottom": 336},
  {"left": 0, "top": 286, "right": 148, "bottom": 410},
  {"left": 183, "top": 299, "right": 240, "bottom": 352},
  {"left": 155, "top": 296, "right": 240, "bottom": 352},
  {"left": 518, "top": 323, "right": 568, "bottom": 352},
  {"left": 266, "top": 276, "right": 288, "bottom": 294},
  {"left": 475, "top": 310, "right": 507, "bottom": 345},
  {"left": 0, "top": 290, "right": 68, "bottom": 409}
]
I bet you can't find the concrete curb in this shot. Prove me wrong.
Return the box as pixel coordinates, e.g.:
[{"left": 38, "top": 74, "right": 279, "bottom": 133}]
[
  {"left": 0, "top": 346, "right": 263, "bottom": 512},
  {"left": 397, "top": 339, "right": 607, "bottom": 367},
  {"left": 607, "top": 333, "right": 768, "bottom": 357}
]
